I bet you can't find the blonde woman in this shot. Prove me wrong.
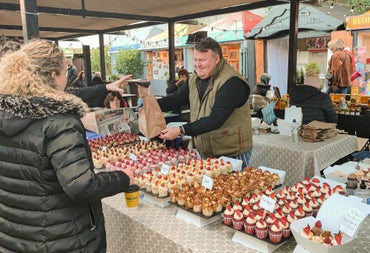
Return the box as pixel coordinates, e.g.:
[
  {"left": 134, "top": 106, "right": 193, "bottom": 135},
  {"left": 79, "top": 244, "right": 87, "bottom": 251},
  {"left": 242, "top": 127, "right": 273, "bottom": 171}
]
[
  {"left": 0, "top": 39, "right": 135, "bottom": 252},
  {"left": 326, "top": 39, "right": 354, "bottom": 94}
]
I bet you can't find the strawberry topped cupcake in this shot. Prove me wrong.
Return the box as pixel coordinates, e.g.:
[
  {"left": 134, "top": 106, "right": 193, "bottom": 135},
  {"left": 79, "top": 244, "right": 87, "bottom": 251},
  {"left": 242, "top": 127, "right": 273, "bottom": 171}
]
[
  {"left": 255, "top": 209, "right": 266, "bottom": 221},
  {"left": 265, "top": 186, "right": 274, "bottom": 196},
  {"left": 244, "top": 212, "right": 257, "bottom": 235},
  {"left": 233, "top": 201, "right": 243, "bottom": 212},
  {"left": 287, "top": 211, "right": 297, "bottom": 224},
  {"left": 276, "top": 189, "right": 286, "bottom": 200},
  {"left": 303, "top": 202, "right": 313, "bottom": 217},
  {"left": 269, "top": 220, "right": 283, "bottom": 243},
  {"left": 311, "top": 177, "right": 321, "bottom": 187},
  {"left": 255, "top": 219, "right": 268, "bottom": 239},
  {"left": 232, "top": 210, "right": 244, "bottom": 230},
  {"left": 223, "top": 205, "right": 234, "bottom": 225},
  {"left": 265, "top": 213, "right": 277, "bottom": 228},
  {"left": 295, "top": 206, "right": 305, "bottom": 219},
  {"left": 242, "top": 205, "right": 252, "bottom": 218},
  {"left": 280, "top": 216, "right": 290, "bottom": 238},
  {"left": 282, "top": 201, "right": 292, "bottom": 215},
  {"left": 275, "top": 208, "right": 285, "bottom": 219},
  {"left": 300, "top": 224, "right": 313, "bottom": 239},
  {"left": 241, "top": 196, "right": 250, "bottom": 209},
  {"left": 310, "top": 198, "right": 320, "bottom": 217}
]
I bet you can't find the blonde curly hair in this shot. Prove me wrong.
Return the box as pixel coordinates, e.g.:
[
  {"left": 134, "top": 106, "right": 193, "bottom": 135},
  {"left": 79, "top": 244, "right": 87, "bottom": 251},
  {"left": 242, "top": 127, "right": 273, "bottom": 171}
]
[{"left": 0, "top": 39, "right": 66, "bottom": 98}]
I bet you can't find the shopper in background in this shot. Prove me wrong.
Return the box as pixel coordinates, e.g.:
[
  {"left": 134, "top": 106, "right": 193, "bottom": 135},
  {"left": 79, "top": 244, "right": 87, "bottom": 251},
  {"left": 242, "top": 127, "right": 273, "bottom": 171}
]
[
  {"left": 158, "top": 37, "right": 253, "bottom": 168},
  {"left": 251, "top": 73, "right": 274, "bottom": 116},
  {"left": 92, "top": 71, "right": 105, "bottom": 86},
  {"left": 0, "top": 39, "right": 135, "bottom": 253},
  {"left": 166, "top": 68, "right": 190, "bottom": 94},
  {"left": 290, "top": 82, "right": 338, "bottom": 125},
  {"left": 326, "top": 39, "right": 354, "bottom": 94},
  {"left": 72, "top": 70, "right": 86, "bottom": 88},
  {"left": 66, "top": 58, "right": 78, "bottom": 86}
]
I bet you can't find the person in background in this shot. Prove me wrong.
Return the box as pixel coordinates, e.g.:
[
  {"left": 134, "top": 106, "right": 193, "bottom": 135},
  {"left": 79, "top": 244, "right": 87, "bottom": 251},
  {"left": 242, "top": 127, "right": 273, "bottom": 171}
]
[
  {"left": 0, "top": 39, "right": 135, "bottom": 253},
  {"left": 289, "top": 81, "right": 338, "bottom": 125},
  {"left": 326, "top": 39, "right": 354, "bottom": 94},
  {"left": 103, "top": 91, "right": 139, "bottom": 134},
  {"left": 251, "top": 73, "right": 274, "bottom": 116},
  {"left": 93, "top": 71, "right": 105, "bottom": 86},
  {"left": 72, "top": 70, "right": 86, "bottom": 89},
  {"left": 66, "top": 58, "right": 78, "bottom": 86},
  {"left": 157, "top": 37, "right": 253, "bottom": 168},
  {"left": 0, "top": 40, "right": 21, "bottom": 58},
  {"left": 166, "top": 68, "right": 190, "bottom": 94}
]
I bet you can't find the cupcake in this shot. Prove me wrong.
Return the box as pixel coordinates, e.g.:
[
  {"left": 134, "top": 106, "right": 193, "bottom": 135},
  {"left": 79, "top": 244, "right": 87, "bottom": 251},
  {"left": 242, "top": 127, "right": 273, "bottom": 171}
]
[
  {"left": 280, "top": 216, "right": 290, "bottom": 238},
  {"left": 333, "top": 185, "right": 346, "bottom": 195},
  {"left": 311, "top": 177, "right": 321, "bottom": 188},
  {"left": 296, "top": 194, "right": 306, "bottom": 205},
  {"left": 282, "top": 201, "right": 292, "bottom": 215},
  {"left": 269, "top": 220, "right": 283, "bottom": 243},
  {"left": 310, "top": 198, "right": 320, "bottom": 217},
  {"left": 233, "top": 201, "right": 243, "bottom": 212},
  {"left": 303, "top": 202, "right": 313, "bottom": 217},
  {"left": 265, "top": 186, "right": 274, "bottom": 196},
  {"left": 275, "top": 208, "right": 285, "bottom": 220},
  {"left": 276, "top": 189, "right": 286, "bottom": 200},
  {"left": 158, "top": 183, "right": 168, "bottom": 197},
  {"left": 242, "top": 205, "right": 252, "bottom": 218},
  {"left": 283, "top": 185, "right": 291, "bottom": 195},
  {"left": 311, "top": 187, "right": 322, "bottom": 198},
  {"left": 241, "top": 196, "right": 250, "bottom": 208},
  {"left": 202, "top": 198, "right": 214, "bottom": 217},
  {"left": 255, "top": 219, "right": 268, "bottom": 239},
  {"left": 287, "top": 211, "right": 297, "bottom": 224},
  {"left": 244, "top": 212, "right": 257, "bottom": 235},
  {"left": 346, "top": 173, "right": 359, "bottom": 189},
  {"left": 265, "top": 213, "right": 276, "bottom": 228},
  {"left": 232, "top": 210, "right": 244, "bottom": 230},
  {"left": 290, "top": 198, "right": 299, "bottom": 210},
  {"left": 295, "top": 206, "right": 305, "bottom": 219},
  {"left": 193, "top": 196, "right": 202, "bottom": 213},
  {"left": 223, "top": 205, "right": 234, "bottom": 225},
  {"left": 300, "top": 224, "right": 313, "bottom": 239},
  {"left": 255, "top": 209, "right": 266, "bottom": 221}
]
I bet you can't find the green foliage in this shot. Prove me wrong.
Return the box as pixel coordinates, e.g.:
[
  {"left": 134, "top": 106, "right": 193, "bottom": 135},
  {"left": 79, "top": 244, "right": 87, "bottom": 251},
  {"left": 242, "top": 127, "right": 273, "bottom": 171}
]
[
  {"left": 90, "top": 47, "right": 112, "bottom": 76},
  {"left": 305, "top": 62, "right": 320, "bottom": 77},
  {"left": 114, "top": 49, "right": 144, "bottom": 78},
  {"left": 348, "top": 0, "right": 370, "bottom": 14},
  {"left": 296, "top": 67, "right": 305, "bottom": 84}
]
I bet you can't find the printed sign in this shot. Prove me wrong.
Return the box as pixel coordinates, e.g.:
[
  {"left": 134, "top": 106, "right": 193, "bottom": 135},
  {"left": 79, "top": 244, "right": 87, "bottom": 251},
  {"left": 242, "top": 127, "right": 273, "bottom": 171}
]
[{"left": 201, "top": 175, "right": 213, "bottom": 190}]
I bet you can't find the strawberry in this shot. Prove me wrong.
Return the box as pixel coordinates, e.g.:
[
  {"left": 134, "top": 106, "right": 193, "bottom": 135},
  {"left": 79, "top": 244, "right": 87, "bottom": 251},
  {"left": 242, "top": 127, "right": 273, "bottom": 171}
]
[
  {"left": 303, "top": 224, "right": 311, "bottom": 235},
  {"left": 311, "top": 177, "right": 320, "bottom": 184},
  {"left": 226, "top": 205, "right": 232, "bottom": 212},
  {"left": 248, "top": 212, "right": 255, "bottom": 219},
  {"left": 334, "top": 232, "right": 343, "bottom": 245},
  {"left": 269, "top": 192, "right": 275, "bottom": 199},
  {"left": 323, "top": 237, "right": 332, "bottom": 245},
  {"left": 280, "top": 216, "right": 288, "bottom": 226},
  {"left": 314, "top": 220, "right": 322, "bottom": 228}
]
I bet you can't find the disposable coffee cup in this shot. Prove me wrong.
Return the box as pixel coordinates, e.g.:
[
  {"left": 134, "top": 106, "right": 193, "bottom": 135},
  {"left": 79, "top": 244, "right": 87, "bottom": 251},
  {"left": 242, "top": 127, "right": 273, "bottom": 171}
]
[{"left": 124, "top": 184, "right": 140, "bottom": 208}]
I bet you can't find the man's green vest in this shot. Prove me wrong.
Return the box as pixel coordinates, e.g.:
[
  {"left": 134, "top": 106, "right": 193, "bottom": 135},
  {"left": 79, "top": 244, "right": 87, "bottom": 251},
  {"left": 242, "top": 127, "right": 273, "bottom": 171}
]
[{"left": 188, "top": 60, "right": 252, "bottom": 157}]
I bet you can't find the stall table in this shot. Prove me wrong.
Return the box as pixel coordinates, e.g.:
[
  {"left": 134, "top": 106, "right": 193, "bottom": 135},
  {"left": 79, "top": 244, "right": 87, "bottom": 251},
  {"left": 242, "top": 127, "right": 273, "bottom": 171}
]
[
  {"left": 102, "top": 194, "right": 370, "bottom": 253},
  {"left": 249, "top": 134, "right": 358, "bottom": 186}
]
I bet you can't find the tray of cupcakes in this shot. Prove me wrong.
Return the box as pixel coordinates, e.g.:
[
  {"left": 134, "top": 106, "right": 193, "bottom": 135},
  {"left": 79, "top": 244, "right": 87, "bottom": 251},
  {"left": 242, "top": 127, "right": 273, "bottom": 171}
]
[{"left": 222, "top": 176, "right": 346, "bottom": 244}]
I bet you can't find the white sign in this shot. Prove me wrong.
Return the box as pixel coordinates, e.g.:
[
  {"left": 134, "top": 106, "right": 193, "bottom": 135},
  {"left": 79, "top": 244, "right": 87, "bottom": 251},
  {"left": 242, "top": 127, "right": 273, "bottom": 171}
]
[
  {"left": 161, "top": 163, "right": 170, "bottom": 175},
  {"left": 129, "top": 153, "right": 137, "bottom": 161},
  {"left": 102, "top": 146, "right": 107, "bottom": 151},
  {"left": 201, "top": 175, "right": 213, "bottom": 190},
  {"left": 340, "top": 207, "right": 367, "bottom": 237},
  {"left": 259, "top": 194, "right": 276, "bottom": 213}
]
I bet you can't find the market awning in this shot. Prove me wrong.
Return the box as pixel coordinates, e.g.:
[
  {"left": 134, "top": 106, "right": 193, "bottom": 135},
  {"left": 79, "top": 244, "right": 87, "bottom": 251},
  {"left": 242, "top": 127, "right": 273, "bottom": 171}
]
[{"left": 245, "top": 3, "right": 343, "bottom": 39}]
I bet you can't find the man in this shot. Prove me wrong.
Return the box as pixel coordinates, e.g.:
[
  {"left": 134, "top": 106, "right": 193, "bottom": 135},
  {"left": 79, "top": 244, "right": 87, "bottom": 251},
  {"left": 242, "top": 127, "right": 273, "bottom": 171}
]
[
  {"left": 66, "top": 58, "right": 78, "bottom": 86},
  {"left": 158, "top": 37, "right": 252, "bottom": 167}
]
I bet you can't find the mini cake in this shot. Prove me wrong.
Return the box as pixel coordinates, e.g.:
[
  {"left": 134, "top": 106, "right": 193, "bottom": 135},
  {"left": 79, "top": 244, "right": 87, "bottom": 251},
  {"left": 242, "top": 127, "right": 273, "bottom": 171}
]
[
  {"left": 300, "top": 224, "right": 313, "bottom": 239},
  {"left": 280, "top": 216, "right": 290, "bottom": 238},
  {"left": 244, "top": 212, "right": 257, "bottom": 235},
  {"left": 202, "top": 199, "right": 214, "bottom": 217},
  {"left": 346, "top": 173, "right": 358, "bottom": 189},
  {"left": 269, "top": 220, "right": 283, "bottom": 243},
  {"left": 255, "top": 209, "right": 265, "bottom": 221},
  {"left": 185, "top": 196, "right": 193, "bottom": 209},
  {"left": 320, "top": 230, "right": 333, "bottom": 242},
  {"left": 275, "top": 208, "right": 284, "bottom": 220},
  {"left": 282, "top": 201, "right": 292, "bottom": 215},
  {"left": 255, "top": 218, "right": 268, "bottom": 239},
  {"left": 311, "top": 220, "right": 323, "bottom": 236},
  {"left": 242, "top": 205, "right": 252, "bottom": 218},
  {"left": 193, "top": 196, "right": 202, "bottom": 213},
  {"left": 223, "top": 205, "right": 234, "bottom": 225},
  {"left": 232, "top": 210, "right": 244, "bottom": 230}
]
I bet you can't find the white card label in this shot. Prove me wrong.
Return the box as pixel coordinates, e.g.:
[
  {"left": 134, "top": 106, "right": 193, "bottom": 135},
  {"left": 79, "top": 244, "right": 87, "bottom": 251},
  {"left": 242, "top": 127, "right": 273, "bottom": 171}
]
[
  {"left": 201, "top": 175, "right": 213, "bottom": 190},
  {"left": 102, "top": 146, "right": 107, "bottom": 151},
  {"left": 259, "top": 194, "right": 276, "bottom": 213},
  {"left": 161, "top": 163, "right": 170, "bottom": 175},
  {"left": 129, "top": 153, "right": 137, "bottom": 161},
  {"left": 340, "top": 207, "right": 367, "bottom": 238}
]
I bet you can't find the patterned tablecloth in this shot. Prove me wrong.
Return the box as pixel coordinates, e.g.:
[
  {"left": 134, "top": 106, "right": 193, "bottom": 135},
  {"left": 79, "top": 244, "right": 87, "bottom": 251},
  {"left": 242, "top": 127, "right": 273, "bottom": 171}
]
[
  {"left": 103, "top": 194, "right": 370, "bottom": 253},
  {"left": 249, "top": 134, "right": 358, "bottom": 186}
]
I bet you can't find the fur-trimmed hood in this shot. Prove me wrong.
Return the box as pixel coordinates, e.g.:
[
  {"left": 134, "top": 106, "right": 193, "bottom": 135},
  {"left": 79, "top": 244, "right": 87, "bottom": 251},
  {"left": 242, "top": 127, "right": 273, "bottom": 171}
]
[{"left": 0, "top": 93, "right": 88, "bottom": 137}]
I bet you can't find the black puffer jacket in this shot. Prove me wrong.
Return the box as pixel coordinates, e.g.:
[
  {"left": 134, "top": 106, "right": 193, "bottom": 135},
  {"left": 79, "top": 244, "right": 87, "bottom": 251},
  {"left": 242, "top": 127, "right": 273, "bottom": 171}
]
[
  {"left": 0, "top": 94, "right": 130, "bottom": 253},
  {"left": 290, "top": 85, "right": 338, "bottom": 125}
]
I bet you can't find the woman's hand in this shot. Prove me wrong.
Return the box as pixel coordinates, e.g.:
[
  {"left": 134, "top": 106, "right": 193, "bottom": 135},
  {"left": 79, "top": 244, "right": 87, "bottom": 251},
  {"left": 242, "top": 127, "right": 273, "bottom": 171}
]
[{"left": 122, "top": 166, "right": 135, "bottom": 185}]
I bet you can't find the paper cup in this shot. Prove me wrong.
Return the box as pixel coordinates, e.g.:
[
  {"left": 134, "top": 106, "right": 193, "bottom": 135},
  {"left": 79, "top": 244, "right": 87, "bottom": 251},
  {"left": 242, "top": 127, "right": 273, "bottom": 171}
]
[{"left": 124, "top": 184, "right": 140, "bottom": 208}]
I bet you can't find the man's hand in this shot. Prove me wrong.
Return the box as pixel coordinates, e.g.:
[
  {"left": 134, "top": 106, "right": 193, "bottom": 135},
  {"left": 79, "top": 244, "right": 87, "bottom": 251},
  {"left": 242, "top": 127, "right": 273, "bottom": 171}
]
[
  {"left": 106, "top": 74, "right": 133, "bottom": 94},
  {"left": 159, "top": 127, "right": 181, "bottom": 140}
]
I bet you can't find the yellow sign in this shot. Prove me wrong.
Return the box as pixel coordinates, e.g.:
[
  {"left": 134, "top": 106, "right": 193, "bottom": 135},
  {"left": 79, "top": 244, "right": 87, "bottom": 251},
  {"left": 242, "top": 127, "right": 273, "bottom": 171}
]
[{"left": 346, "top": 14, "right": 370, "bottom": 30}]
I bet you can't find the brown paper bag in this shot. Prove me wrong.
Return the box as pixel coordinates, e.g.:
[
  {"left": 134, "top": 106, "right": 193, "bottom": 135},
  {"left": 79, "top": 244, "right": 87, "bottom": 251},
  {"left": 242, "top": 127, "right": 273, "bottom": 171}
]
[{"left": 137, "top": 85, "right": 166, "bottom": 138}]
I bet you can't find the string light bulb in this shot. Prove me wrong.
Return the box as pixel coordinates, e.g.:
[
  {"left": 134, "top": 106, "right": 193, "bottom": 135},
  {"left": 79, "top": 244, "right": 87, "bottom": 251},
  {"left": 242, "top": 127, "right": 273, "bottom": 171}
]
[
  {"left": 350, "top": 6, "right": 354, "bottom": 12},
  {"left": 330, "top": 3, "right": 334, "bottom": 9}
]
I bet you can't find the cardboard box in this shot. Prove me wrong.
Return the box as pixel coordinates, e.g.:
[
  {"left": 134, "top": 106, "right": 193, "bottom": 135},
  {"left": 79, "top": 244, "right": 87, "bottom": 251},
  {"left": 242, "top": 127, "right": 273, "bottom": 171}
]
[
  {"left": 259, "top": 165, "right": 286, "bottom": 185},
  {"left": 81, "top": 108, "right": 134, "bottom": 135},
  {"left": 218, "top": 156, "right": 243, "bottom": 171},
  {"left": 291, "top": 194, "right": 370, "bottom": 253}
]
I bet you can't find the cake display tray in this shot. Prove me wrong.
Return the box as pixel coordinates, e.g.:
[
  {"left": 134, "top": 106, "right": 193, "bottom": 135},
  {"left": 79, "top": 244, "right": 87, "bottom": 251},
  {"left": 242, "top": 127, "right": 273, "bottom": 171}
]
[
  {"left": 141, "top": 191, "right": 170, "bottom": 208},
  {"left": 175, "top": 207, "right": 221, "bottom": 228}
]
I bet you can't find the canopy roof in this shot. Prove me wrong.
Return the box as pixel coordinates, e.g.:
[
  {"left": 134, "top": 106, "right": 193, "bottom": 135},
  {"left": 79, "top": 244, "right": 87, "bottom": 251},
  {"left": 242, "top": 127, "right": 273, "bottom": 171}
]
[
  {"left": 0, "top": 0, "right": 283, "bottom": 41},
  {"left": 246, "top": 3, "right": 344, "bottom": 39}
]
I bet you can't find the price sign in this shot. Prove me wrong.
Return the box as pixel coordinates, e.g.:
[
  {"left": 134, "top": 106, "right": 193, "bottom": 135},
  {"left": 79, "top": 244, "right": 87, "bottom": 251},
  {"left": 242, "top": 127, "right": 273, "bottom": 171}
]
[
  {"left": 259, "top": 194, "right": 276, "bottom": 213},
  {"left": 129, "top": 153, "right": 137, "bottom": 161},
  {"left": 102, "top": 146, "right": 107, "bottom": 151},
  {"left": 340, "top": 207, "right": 367, "bottom": 238},
  {"left": 161, "top": 163, "right": 170, "bottom": 175},
  {"left": 201, "top": 175, "right": 213, "bottom": 190}
]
